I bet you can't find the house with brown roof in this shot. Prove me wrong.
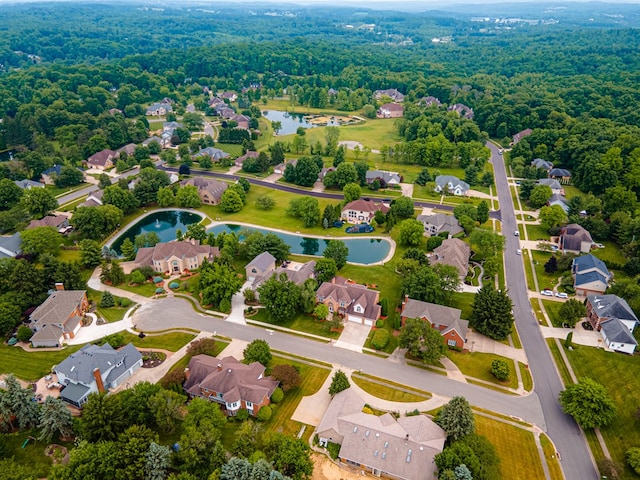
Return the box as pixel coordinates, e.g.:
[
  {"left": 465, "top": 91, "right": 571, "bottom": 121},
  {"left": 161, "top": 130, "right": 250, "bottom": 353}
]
[
  {"left": 251, "top": 260, "right": 316, "bottom": 300},
  {"left": 26, "top": 214, "right": 70, "bottom": 231},
  {"left": 447, "top": 103, "right": 474, "bottom": 119},
  {"left": 377, "top": 103, "right": 404, "bottom": 118},
  {"left": 131, "top": 240, "right": 219, "bottom": 275},
  {"left": 418, "top": 96, "right": 442, "bottom": 107},
  {"left": 374, "top": 89, "right": 404, "bottom": 102},
  {"left": 512, "top": 128, "right": 533, "bottom": 144},
  {"left": 235, "top": 151, "right": 259, "bottom": 168},
  {"left": 117, "top": 143, "right": 137, "bottom": 157},
  {"left": 315, "top": 277, "right": 381, "bottom": 326},
  {"left": 341, "top": 199, "right": 390, "bottom": 225},
  {"left": 183, "top": 354, "right": 278, "bottom": 417},
  {"left": 559, "top": 224, "right": 593, "bottom": 254},
  {"left": 245, "top": 252, "right": 277, "bottom": 282},
  {"left": 180, "top": 177, "right": 228, "bottom": 205},
  {"left": 416, "top": 213, "right": 463, "bottom": 238},
  {"left": 429, "top": 238, "right": 471, "bottom": 280},
  {"left": 218, "top": 91, "right": 238, "bottom": 102},
  {"left": 316, "top": 388, "right": 446, "bottom": 480},
  {"left": 87, "top": 149, "right": 116, "bottom": 170},
  {"left": 400, "top": 297, "right": 468, "bottom": 349},
  {"left": 29, "top": 285, "right": 89, "bottom": 348},
  {"left": 231, "top": 114, "right": 250, "bottom": 130}
]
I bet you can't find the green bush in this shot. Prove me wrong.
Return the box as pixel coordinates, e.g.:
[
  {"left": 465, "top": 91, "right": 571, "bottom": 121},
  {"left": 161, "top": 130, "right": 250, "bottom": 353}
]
[
  {"left": 257, "top": 405, "right": 272, "bottom": 422},
  {"left": 270, "top": 387, "right": 284, "bottom": 404},
  {"left": 120, "top": 298, "right": 131, "bottom": 308},
  {"left": 375, "top": 319, "right": 384, "bottom": 328},
  {"left": 371, "top": 329, "right": 390, "bottom": 350},
  {"left": 327, "top": 442, "right": 341, "bottom": 460},
  {"left": 219, "top": 298, "right": 232, "bottom": 314},
  {"left": 627, "top": 447, "right": 640, "bottom": 475},
  {"left": 16, "top": 325, "right": 33, "bottom": 342},
  {"left": 380, "top": 298, "right": 388, "bottom": 316},
  {"left": 102, "top": 332, "right": 125, "bottom": 348},
  {"left": 100, "top": 291, "right": 115, "bottom": 308},
  {"left": 490, "top": 359, "right": 510, "bottom": 381},
  {"left": 235, "top": 409, "right": 249, "bottom": 422}
]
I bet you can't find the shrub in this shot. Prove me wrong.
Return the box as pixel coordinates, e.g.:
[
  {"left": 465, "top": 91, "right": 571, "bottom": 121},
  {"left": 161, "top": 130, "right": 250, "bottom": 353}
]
[
  {"left": 102, "top": 332, "right": 125, "bottom": 348},
  {"left": 129, "top": 270, "right": 146, "bottom": 285},
  {"left": 187, "top": 337, "right": 216, "bottom": 357},
  {"left": 235, "top": 409, "right": 249, "bottom": 422},
  {"left": 16, "top": 325, "right": 33, "bottom": 342},
  {"left": 219, "top": 298, "right": 232, "bottom": 313},
  {"left": 271, "top": 364, "right": 301, "bottom": 392},
  {"left": 627, "top": 447, "right": 640, "bottom": 475},
  {"left": 160, "top": 367, "right": 185, "bottom": 391},
  {"left": 100, "top": 291, "right": 115, "bottom": 308},
  {"left": 120, "top": 298, "right": 131, "bottom": 308},
  {"left": 257, "top": 405, "right": 272, "bottom": 422},
  {"left": 380, "top": 298, "right": 388, "bottom": 316},
  {"left": 270, "top": 387, "right": 284, "bottom": 404},
  {"left": 371, "top": 329, "right": 390, "bottom": 350},
  {"left": 490, "top": 359, "right": 510, "bottom": 381},
  {"left": 375, "top": 319, "right": 384, "bottom": 328},
  {"left": 327, "top": 442, "right": 340, "bottom": 460},
  {"left": 564, "top": 332, "right": 573, "bottom": 349}
]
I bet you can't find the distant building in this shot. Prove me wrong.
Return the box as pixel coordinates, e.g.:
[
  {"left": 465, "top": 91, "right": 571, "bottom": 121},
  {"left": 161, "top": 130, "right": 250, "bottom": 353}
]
[
  {"left": 245, "top": 252, "right": 277, "bottom": 282},
  {"left": 549, "top": 168, "right": 572, "bottom": 184},
  {"left": 447, "top": 103, "right": 474, "bottom": 119},
  {"left": 377, "top": 103, "right": 404, "bottom": 118},
  {"left": 146, "top": 102, "right": 173, "bottom": 116},
  {"left": 586, "top": 294, "right": 638, "bottom": 354},
  {"left": 365, "top": 170, "right": 401, "bottom": 186},
  {"left": 512, "top": 128, "right": 533, "bottom": 144},
  {"left": 531, "top": 158, "right": 554, "bottom": 171},
  {"left": 341, "top": 199, "right": 390, "bottom": 224},
  {"left": 434, "top": 175, "right": 469, "bottom": 196},
  {"left": 0, "top": 232, "right": 22, "bottom": 259},
  {"left": 373, "top": 89, "right": 404, "bottom": 102}
]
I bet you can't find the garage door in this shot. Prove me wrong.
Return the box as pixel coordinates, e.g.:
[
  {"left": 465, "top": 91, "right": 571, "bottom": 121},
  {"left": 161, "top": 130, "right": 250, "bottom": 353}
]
[
  {"left": 347, "top": 315, "right": 362, "bottom": 323},
  {"left": 364, "top": 319, "right": 374, "bottom": 327}
]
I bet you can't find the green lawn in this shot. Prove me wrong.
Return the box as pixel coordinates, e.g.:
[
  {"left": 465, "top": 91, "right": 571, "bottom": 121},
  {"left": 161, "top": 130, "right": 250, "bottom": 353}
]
[
  {"left": 351, "top": 374, "right": 430, "bottom": 402},
  {"left": 531, "top": 250, "right": 562, "bottom": 291},
  {"left": 120, "top": 331, "right": 196, "bottom": 351},
  {"left": 542, "top": 299, "right": 565, "bottom": 327},
  {"left": 1, "top": 429, "right": 67, "bottom": 477},
  {"left": 447, "top": 350, "right": 518, "bottom": 389},
  {"left": 519, "top": 362, "right": 534, "bottom": 392},
  {"left": 564, "top": 345, "right": 640, "bottom": 478},
  {"left": 217, "top": 143, "right": 244, "bottom": 157},
  {"left": 540, "top": 432, "right": 565, "bottom": 480},
  {"left": 594, "top": 241, "right": 627, "bottom": 266},
  {"left": 475, "top": 415, "right": 546, "bottom": 480},
  {"left": 412, "top": 185, "right": 442, "bottom": 201},
  {"left": 545, "top": 339, "right": 572, "bottom": 385},
  {"left": 250, "top": 309, "right": 341, "bottom": 340},
  {"left": 450, "top": 291, "right": 476, "bottom": 321},
  {"left": 562, "top": 185, "right": 582, "bottom": 199},
  {"left": 115, "top": 281, "right": 160, "bottom": 298},
  {"left": 0, "top": 344, "right": 83, "bottom": 381},
  {"left": 57, "top": 248, "right": 81, "bottom": 263},
  {"left": 526, "top": 223, "right": 551, "bottom": 242},
  {"left": 46, "top": 182, "right": 90, "bottom": 198},
  {"left": 522, "top": 250, "right": 536, "bottom": 290}
]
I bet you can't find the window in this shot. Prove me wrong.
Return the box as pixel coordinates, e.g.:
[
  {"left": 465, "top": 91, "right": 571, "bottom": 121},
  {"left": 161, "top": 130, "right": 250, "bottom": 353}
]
[
  {"left": 447, "top": 339, "right": 456, "bottom": 347},
  {"left": 246, "top": 401, "right": 253, "bottom": 408}
]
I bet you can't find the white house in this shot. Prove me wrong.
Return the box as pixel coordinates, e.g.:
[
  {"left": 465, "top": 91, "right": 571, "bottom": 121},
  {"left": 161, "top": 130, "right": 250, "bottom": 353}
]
[{"left": 434, "top": 175, "right": 470, "bottom": 196}]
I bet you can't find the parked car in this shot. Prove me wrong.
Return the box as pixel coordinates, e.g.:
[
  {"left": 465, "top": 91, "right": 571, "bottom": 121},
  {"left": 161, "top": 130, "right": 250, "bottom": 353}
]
[
  {"left": 541, "top": 290, "right": 553, "bottom": 296},
  {"left": 514, "top": 230, "right": 520, "bottom": 236},
  {"left": 555, "top": 292, "right": 568, "bottom": 299},
  {"left": 516, "top": 249, "right": 522, "bottom": 255},
  {"left": 582, "top": 321, "right": 594, "bottom": 331},
  {"left": 551, "top": 245, "right": 559, "bottom": 251}
]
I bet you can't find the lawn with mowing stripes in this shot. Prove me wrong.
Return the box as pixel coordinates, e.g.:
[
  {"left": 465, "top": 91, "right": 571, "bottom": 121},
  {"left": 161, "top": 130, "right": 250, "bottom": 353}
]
[
  {"left": 351, "top": 374, "right": 430, "bottom": 403},
  {"left": 475, "top": 415, "right": 546, "bottom": 480},
  {"left": 120, "top": 331, "right": 196, "bottom": 351},
  {"left": 447, "top": 351, "right": 518, "bottom": 389},
  {"left": 0, "top": 344, "right": 83, "bottom": 381},
  {"left": 540, "top": 433, "right": 565, "bottom": 480},
  {"left": 542, "top": 299, "right": 565, "bottom": 327}
]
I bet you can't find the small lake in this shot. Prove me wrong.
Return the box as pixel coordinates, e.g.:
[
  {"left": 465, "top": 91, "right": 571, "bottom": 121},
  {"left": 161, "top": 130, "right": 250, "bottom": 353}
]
[
  {"left": 262, "top": 110, "right": 341, "bottom": 135},
  {"left": 208, "top": 224, "right": 392, "bottom": 265},
  {"left": 110, "top": 210, "right": 204, "bottom": 254}
]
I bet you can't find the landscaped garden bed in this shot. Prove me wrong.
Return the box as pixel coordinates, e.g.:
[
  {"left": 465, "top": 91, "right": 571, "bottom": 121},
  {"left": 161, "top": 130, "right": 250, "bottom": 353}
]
[{"left": 140, "top": 351, "right": 167, "bottom": 368}]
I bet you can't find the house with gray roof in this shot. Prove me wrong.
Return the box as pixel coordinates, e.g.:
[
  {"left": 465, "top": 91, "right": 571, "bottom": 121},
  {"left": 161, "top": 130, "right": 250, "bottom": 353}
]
[
  {"left": 26, "top": 214, "right": 69, "bottom": 231},
  {"left": 245, "top": 252, "right": 277, "bottom": 282},
  {"left": 447, "top": 103, "right": 474, "bottom": 119},
  {"left": 531, "top": 158, "right": 554, "bottom": 171},
  {"left": 548, "top": 194, "right": 570, "bottom": 213},
  {"left": 572, "top": 254, "right": 611, "bottom": 296},
  {"left": 235, "top": 151, "right": 259, "bottom": 168},
  {"left": 131, "top": 240, "right": 219, "bottom": 275},
  {"left": 560, "top": 224, "right": 593, "bottom": 254},
  {"left": 586, "top": 294, "right": 638, "bottom": 332},
  {"left": 14, "top": 179, "right": 44, "bottom": 190},
  {"left": 142, "top": 136, "right": 163, "bottom": 148},
  {"left": 418, "top": 96, "right": 442, "bottom": 107},
  {"left": 146, "top": 102, "right": 173, "bottom": 116},
  {"left": 194, "top": 147, "right": 230, "bottom": 163},
  {"left": 537, "top": 178, "right": 563, "bottom": 195},
  {"left": 430, "top": 238, "right": 471, "bottom": 280},
  {"left": 416, "top": 213, "right": 463, "bottom": 238},
  {"left": 400, "top": 297, "right": 468, "bottom": 349},
  {"left": 251, "top": 260, "right": 316, "bottom": 300},
  {"left": 55, "top": 343, "right": 142, "bottom": 407},
  {"left": 0, "top": 232, "right": 21, "bottom": 259},
  {"left": 30, "top": 287, "right": 89, "bottom": 348},
  {"left": 373, "top": 89, "right": 404, "bottom": 102},
  {"left": 183, "top": 354, "right": 278, "bottom": 417},
  {"left": 434, "top": 175, "right": 469, "bottom": 196},
  {"left": 316, "top": 388, "right": 446, "bottom": 480},
  {"left": 600, "top": 318, "right": 637, "bottom": 354},
  {"left": 180, "top": 177, "right": 228, "bottom": 205},
  {"left": 365, "top": 170, "right": 401, "bottom": 186},
  {"left": 316, "top": 277, "right": 381, "bottom": 326},
  {"left": 549, "top": 168, "right": 572, "bottom": 184},
  {"left": 78, "top": 189, "right": 104, "bottom": 208}
]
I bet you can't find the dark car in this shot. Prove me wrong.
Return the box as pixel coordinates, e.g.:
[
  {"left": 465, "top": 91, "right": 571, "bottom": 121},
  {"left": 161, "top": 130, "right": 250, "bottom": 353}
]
[{"left": 582, "top": 321, "right": 594, "bottom": 331}]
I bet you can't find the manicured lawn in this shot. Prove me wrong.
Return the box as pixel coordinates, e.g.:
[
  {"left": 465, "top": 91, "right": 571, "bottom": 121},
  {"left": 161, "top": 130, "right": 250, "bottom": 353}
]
[
  {"left": 250, "top": 309, "right": 341, "bottom": 340},
  {"left": 522, "top": 250, "right": 536, "bottom": 290},
  {"left": 526, "top": 223, "right": 551, "bottom": 242},
  {"left": 447, "top": 350, "right": 518, "bottom": 389},
  {"left": 532, "top": 299, "right": 548, "bottom": 326},
  {"left": 450, "top": 291, "right": 475, "bottom": 321},
  {"left": 87, "top": 288, "right": 134, "bottom": 323},
  {"left": 115, "top": 281, "right": 160, "bottom": 297},
  {"left": 217, "top": 143, "right": 244, "bottom": 157},
  {"left": 531, "top": 250, "right": 562, "bottom": 291},
  {"left": 340, "top": 263, "right": 403, "bottom": 310},
  {"left": 363, "top": 321, "right": 399, "bottom": 354},
  {"left": 511, "top": 328, "right": 523, "bottom": 349},
  {"left": 0, "top": 344, "right": 83, "bottom": 380},
  {"left": 519, "top": 362, "right": 534, "bottom": 392},
  {"left": 351, "top": 374, "right": 430, "bottom": 402},
  {"left": 475, "top": 415, "right": 546, "bottom": 480},
  {"left": 120, "top": 331, "right": 196, "bottom": 351},
  {"left": 542, "top": 299, "right": 565, "bottom": 327},
  {"left": 296, "top": 117, "right": 402, "bottom": 151},
  {"left": 545, "top": 339, "right": 572, "bottom": 385},
  {"left": 594, "top": 241, "right": 627, "bottom": 266},
  {"left": 57, "top": 248, "right": 81, "bottom": 263},
  {"left": 46, "top": 182, "right": 90, "bottom": 198},
  {"left": 58, "top": 196, "right": 87, "bottom": 211},
  {"left": 562, "top": 185, "right": 582, "bottom": 199},
  {"left": 540, "top": 432, "right": 565, "bottom": 480},
  {"left": 412, "top": 185, "right": 442, "bottom": 201},
  {"left": 564, "top": 345, "right": 640, "bottom": 478}
]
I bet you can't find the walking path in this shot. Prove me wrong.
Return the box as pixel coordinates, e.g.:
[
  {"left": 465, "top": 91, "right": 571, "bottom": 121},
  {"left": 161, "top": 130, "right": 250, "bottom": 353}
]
[{"left": 440, "top": 357, "right": 467, "bottom": 383}]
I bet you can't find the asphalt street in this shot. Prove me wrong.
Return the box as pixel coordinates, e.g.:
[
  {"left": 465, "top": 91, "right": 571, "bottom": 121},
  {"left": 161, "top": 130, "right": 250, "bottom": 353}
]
[{"left": 489, "top": 142, "right": 597, "bottom": 479}]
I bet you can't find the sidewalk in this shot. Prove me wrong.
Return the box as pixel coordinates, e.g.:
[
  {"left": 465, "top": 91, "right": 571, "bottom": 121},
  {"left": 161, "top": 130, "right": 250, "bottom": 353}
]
[{"left": 87, "top": 267, "right": 151, "bottom": 305}]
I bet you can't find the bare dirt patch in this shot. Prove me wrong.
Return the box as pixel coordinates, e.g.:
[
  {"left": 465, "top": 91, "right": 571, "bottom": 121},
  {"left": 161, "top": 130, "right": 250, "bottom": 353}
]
[{"left": 312, "top": 453, "right": 370, "bottom": 480}]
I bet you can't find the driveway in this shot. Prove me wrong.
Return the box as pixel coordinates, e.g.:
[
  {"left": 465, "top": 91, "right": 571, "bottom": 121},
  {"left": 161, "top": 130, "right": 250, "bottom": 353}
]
[{"left": 333, "top": 322, "right": 371, "bottom": 353}]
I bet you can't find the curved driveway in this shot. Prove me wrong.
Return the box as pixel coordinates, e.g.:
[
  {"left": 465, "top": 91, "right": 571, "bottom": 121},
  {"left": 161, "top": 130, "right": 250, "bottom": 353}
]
[{"left": 489, "top": 142, "right": 596, "bottom": 479}]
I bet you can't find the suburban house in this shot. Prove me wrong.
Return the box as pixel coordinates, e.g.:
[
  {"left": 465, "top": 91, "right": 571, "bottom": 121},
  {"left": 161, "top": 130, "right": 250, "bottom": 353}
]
[
  {"left": 537, "top": 178, "right": 563, "bottom": 195},
  {"left": 218, "top": 91, "right": 238, "bottom": 102},
  {"left": 180, "top": 177, "right": 228, "bottom": 205},
  {"left": 40, "top": 164, "right": 63, "bottom": 185},
  {"left": 559, "top": 224, "right": 593, "bottom": 254},
  {"left": 0, "top": 232, "right": 22, "bottom": 259},
  {"left": 512, "top": 128, "right": 533, "bottom": 144},
  {"left": 26, "top": 214, "right": 70, "bottom": 231},
  {"left": 78, "top": 189, "right": 104, "bottom": 208},
  {"left": 209, "top": 97, "right": 225, "bottom": 107},
  {"left": 55, "top": 343, "right": 143, "bottom": 407},
  {"left": 29, "top": 286, "right": 89, "bottom": 348},
  {"left": 131, "top": 240, "right": 219, "bottom": 275},
  {"left": 316, "top": 388, "right": 446, "bottom": 480},
  {"left": 434, "top": 175, "right": 470, "bottom": 196},
  {"left": 341, "top": 199, "right": 390, "bottom": 224},
  {"left": 251, "top": 260, "right": 316, "bottom": 300},
  {"left": 418, "top": 96, "right": 442, "bottom": 107},
  {"left": 315, "top": 277, "right": 381, "bottom": 326},
  {"left": 429, "top": 238, "right": 471, "bottom": 280},
  {"left": 400, "top": 296, "right": 468, "bottom": 348},
  {"left": 365, "top": 170, "right": 401, "bottom": 186},
  {"left": 245, "top": 252, "right": 277, "bottom": 282},
  {"left": 142, "top": 136, "right": 163, "bottom": 148},
  {"left": 377, "top": 103, "right": 404, "bottom": 118},
  {"left": 194, "top": 147, "right": 230, "bottom": 163},
  {"left": 447, "top": 103, "right": 474, "bottom": 119},
  {"left": 235, "top": 151, "right": 259, "bottom": 168},
  {"left": 163, "top": 121, "right": 183, "bottom": 133},
  {"left": 586, "top": 294, "right": 638, "bottom": 354},
  {"left": 572, "top": 254, "right": 611, "bottom": 296},
  {"left": 145, "top": 102, "right": 173, "bottom": 116},
  {"left": 416, "top": 213, "right": 463, "bottom": 238},
  {"left": 183, "top": 354, "right": 278, "bottom": 417},
  {"left": 318, "top": 166, "right": 336, "bottom": 181},
  {"left": 14, "top": 179, "right": 44, "bottom": 190},
  {"left": 231, "top": 114, "right": 250, "bottom": 130},
  {"left": 549, "top": 168, "right": 572, "bottom": 184},
  {"left": 374, "top": 89, "right": 404, "bottom": 102},
  {"left": 531, "top": 158, "right": 554, "bottom": 171},
  {"left": 274, "top": 159, "right": 298, "bottom": 175},
  {"left": 216, "top": 105, "right": 236, "bottom": 119},
  {"left": 548, "top": 194, "right": 570, "bottom": 214},
  {"left": 117, "top": 143, "right": 137, "bottom": 157}
]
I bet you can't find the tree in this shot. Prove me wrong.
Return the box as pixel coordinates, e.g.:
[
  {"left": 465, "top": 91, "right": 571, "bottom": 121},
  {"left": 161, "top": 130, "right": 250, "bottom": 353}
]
[
  {"left": 544, "top": 255, "right": 558, "bottom": 274},
  {"left": 148, "top": 390, "right": 186, "bottom": 433},
  {"left": 390, "top": 196, "right": 415, "bottom": 218},
  {"left": 436, "top": 396, "right": 475, "bottom": 442},
  {"left": 271, "top": 364, "right": 302, "bottom": 392},
  {"left": 529, "top": 184, "right": 553, "bottom": 209},
  {"left": 402, "top": 265, "right": 460, "bottom": 306},
  {"left": 559, "top": 377, "right": 616, "bottom": 429},
  {"left": 415, "top": 168, "right": 432, "bottom": 186},
  {"left": 0, "top": 302, "right": 21, "bottom": 336},
  {"left": 103, "top": 185, "right": 139, "bottom": 213},
  {"left": 333, "top": 144, "right": 345, "bottom": 167},
  {"left": 399, "top": 318, "right": 446, "bottom": 364},
  {"left": 178, "top": 164, "right": 191, "bottom": 175},
  {"left": 264, "top": 433, "right": 313, "bottom": 480},
  {"left": 156, "top": 187, "right": 175, "bottom": 207},
  {"left": 626, "top": 448, "right": 640, "bottom": 475},
  {"left": 243, "top": 339, "right": 272, "bottom": 366},
  {"left": 133, "top": 167, "right": 170, "bottom": 205},
  {"left": 16, "top": 325, "right": 32, "bottom": 342},
  {"left": 243, "top": 231, "right": 290, "bottom": 262},
  {"left": 328, "top": 370, "right": 350, "bottom": 396},
  {"left": 435, "top": 434, "right": 500, "bottom": 480},
  {"left": 490, "top": 359, "right": 510, "bottom": 381},
  {"left": 38, "top": 396, "right": 74, "bottom": 442},
  {"left": 470, "top": 285, "right": 514, "bottom": 340},
  {"left": 0, "top": 178, "right": 23, "bottom": 210},
  {"left": 470, "top": 228, "right": 504, "bottom": 259},
  {"left": 80, "top": 393, "right": 126, "bottom": 442},
  {"left": 257, "top": 273, "right": 301, "bottom": 323},
  {"left": 19, "top": 226, "right": 62, "bottom": 257},
  {"left": 135, "top": 232, "right": 161, "bottom": 249},
  {"left": 453, "top": 203, "right": 478, "bottom": 221},
  {"left": 220, "top": 188, "right": 244, "bottom": 213},
  {"left": 54, "top": 165, "right": 84, "bottom": 188},
  {"left": 426, "top": 235, "right": 444, "bottom": 251},
  {"left": 255, "top": 195, "right": 275, "bottom": 210},
  {"left": 343, "top": 183, "right": 361, "bottom": 203},
  {"left": 559, "top": 299, "right": 587, "bottom": 328},
  {"left": 174, "top": 185, "right": 201, "bottom": 208},
  {"left": 145, "top": 442, "right": 172, "bottom": 480},
  {"left": 398, "top": 219, "right": 424, "bottom": 246},
  {"left": 476, "top": 200, "right": 489, "bottom": 224},
  {"left": 121, "top": 237, "right": 137, "bottom": 261},
  {"left": 325, "top": 162, "right": 357, "bottom": 189},
  {"left": 0, "top": 374, "right": 40, "bottom": 430},
  {"left": 519, "top": 179, "right": 537, "bottom": 200},
  {"left": 323, "top": 240, "right": 348, "bottom": 269},
  {"left": 20, "top": 188, "right": 57, "bottom": 218},
  {"left": 231, "top": 422, "right": 261, "bottom": 459},
  {"left": 71, "top": 205, "right": 123, "bottom": 240},
  {"left": 539, "top": 205, "right": 568, "bottom": 230},
  {"left": 199, "top": 260, "right": 243, "bottom": 309},
  {"left": 287, "top": 196, "right": 320, "bottom": 228},
  {"left": 185, "top": 223, "right": 206, "bottom": 242},
  {"left": 313, "top": 303, "right": 330, "bottom": 321}
]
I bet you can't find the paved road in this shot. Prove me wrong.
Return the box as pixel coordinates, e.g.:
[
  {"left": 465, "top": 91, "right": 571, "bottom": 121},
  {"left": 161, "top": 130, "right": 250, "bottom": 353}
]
[
  {"left": 133, "top": 297, "right": 546, "bottom": 425},
  {"left": 489, "top": 142, "right": 597, "bottom": 479}
]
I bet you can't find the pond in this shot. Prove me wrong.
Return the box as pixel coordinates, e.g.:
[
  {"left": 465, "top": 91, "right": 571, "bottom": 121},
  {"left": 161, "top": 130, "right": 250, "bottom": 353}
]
[
  {"left": 263, "top": 110, "right": 342, "bottom": 135},
  {"left": 110, "top": 210, "right": 204, "bottom": 254},
  {"left": 208, "top": 224, "right": 392, "bottom": 265}
]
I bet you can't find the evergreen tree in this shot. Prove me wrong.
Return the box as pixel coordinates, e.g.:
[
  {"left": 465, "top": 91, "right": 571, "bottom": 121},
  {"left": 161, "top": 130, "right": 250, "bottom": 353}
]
[
  {"left": 470, "top": 285, "right": 514, "bottom": 340},
  {"left": 100, "top": 290, "right": 115, "bottom": 307},
  {"left": 38, "top": 396, "right": 74, "bottom": 441},
  {"left": 477, "top": 200, "right": 489, "bottom": 224},
  {"left": 544, "top": 255, "right": 558, "bottom": 274},
  {"left": 329, "top": 370, "right": 350, "bottom": 396},
  {"left": 121, "top": 237, "right": 136, "bottom": 261},
  {"left": 145, "top": 442, "right": 171, "bottom": 480}
]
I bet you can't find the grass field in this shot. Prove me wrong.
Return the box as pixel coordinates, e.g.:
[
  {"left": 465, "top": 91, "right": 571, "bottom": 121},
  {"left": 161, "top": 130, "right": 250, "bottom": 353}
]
[
  {"left": 540, "top": 432, "right": 565, "bottom": 480},
  {"left": 120, "top": 331, "right": 196, "bottom": 351},
  {"left": 351, "top": 374, "right": 430, "bottom": 403},
  {"left": 531, "top": 250, "right": 561, "bottom": 291},
  {"left": 526, "top": 223, "right": 551, "bottom": 242},
  {"left": 250, "top": 309, "right": 340, "bottom": 340},
  {"left": 594, "top": 241, "right": 627, "bottom": 265},
  {"left": 115, "top": 281, "right": 160, "bottom": 298},
  {"left": 545, "top": 339, "right": 573, "bottom": 385},
  {"left": 519, "top": 362, "right": 534, "bottom": 392},
  {"left": 447, "top": 351, "right": 518, "bottom": 389},
  {"left": 522, "top": 250, "right": 536, "bottom": 290},
  {"left": 0, "top": 344, "right": 83, "bottom": 381},
  {"left": 46, "top": 182, "right": 90, "bottom": 198},
  {"left": 542, "top": 299, "right": 565, "bottom": 327},
  {"left": 475, "top": 415, "right": 546, "bottom": 480},
  {"left": 217, "top": 143, "right": 244, "bottom": 157},
  {"left": 450, "top": 291, "right": 476, "bottom": 321},
  {"left": 2, "top": 429, "right": 68, "bottom": 477}
]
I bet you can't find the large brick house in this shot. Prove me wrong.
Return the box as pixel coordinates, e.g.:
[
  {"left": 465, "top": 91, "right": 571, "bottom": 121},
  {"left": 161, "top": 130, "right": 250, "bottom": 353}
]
[
  {"left": 87, "top": 149, "right": 116, "bottom": 170},
  {"left": 400, "top": 296, "right": 468, "bottom": 349},
  {"left": 183, "top": 355, "right": 278, "bottom": 417},
  {"left": 341, "top": 199, "right": 390, "bottom": 225},
  {"left": 586, "top": 294, "right": 639, "bottom": 354},
  {"left": 560, "top": 224, "right": 593, "bottom": 254},
  {"left": 131, "top": 240, "right": 219, "bottom": 275},
  {"left": 315, "top": 277, "right": 381, "bottom": 326}
]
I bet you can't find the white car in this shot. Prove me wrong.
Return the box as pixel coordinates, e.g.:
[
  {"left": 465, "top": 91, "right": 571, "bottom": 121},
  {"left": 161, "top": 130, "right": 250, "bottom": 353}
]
[
  {"left": 541, "top": 290, "right": 553, "bottom": 296},
  {"left": 555, "top": 292, "right": 568, "bottom": 299},
  {"left": 514, "top": 230, "right": 520, "bottom": 236},
  {"left": 516, "top": 249, "right": 521, "bottom": 255}
]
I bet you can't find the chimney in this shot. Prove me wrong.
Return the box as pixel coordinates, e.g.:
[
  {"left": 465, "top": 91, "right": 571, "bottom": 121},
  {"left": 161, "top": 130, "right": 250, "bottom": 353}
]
[
  {"left": 93, "top": 368, "right": 105, "bottom": 393},
  {"left": 217, "top": 363, "right": 222, "bottom": 372},
  {"left": 184, "top": 367, "right": 190, "bottom": 380},
  {"left": 55, "top": 283, "right": 65, "bottom": 291}
]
